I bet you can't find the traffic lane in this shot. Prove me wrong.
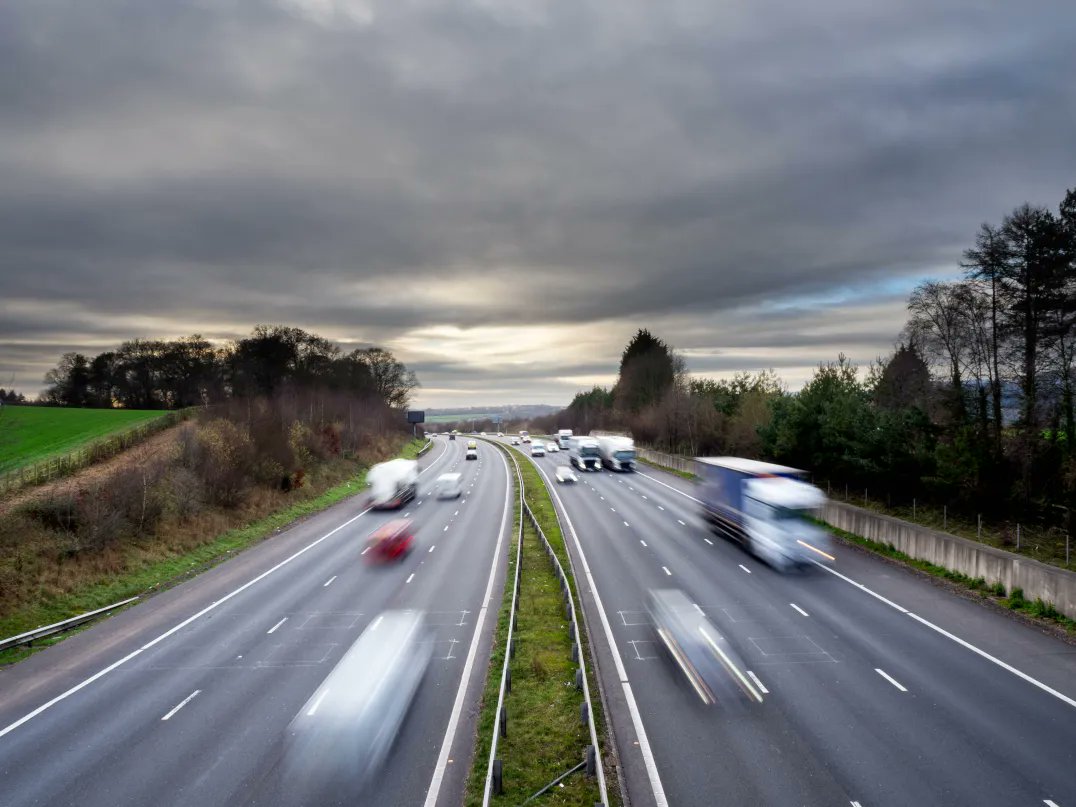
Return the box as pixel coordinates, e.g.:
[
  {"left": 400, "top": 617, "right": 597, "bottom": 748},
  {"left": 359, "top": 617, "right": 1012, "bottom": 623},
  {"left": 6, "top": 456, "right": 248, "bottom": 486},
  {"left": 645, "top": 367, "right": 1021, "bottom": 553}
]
[
  {"left": 0, "top": 435, "right": 453, "bottom": 727},
  {"left": 619, "top": 460, "right": 1076, "bottom": 705},
  {"left": 584, "top": 464, "right": 1076, "bottom": 805},
  {"left": 613, "top": 460, "right": 1076, "bottom": 705},
  {"left": 353, "top": 442, "right": 511, "bottom": 807},
  {"left": 0, "top": 442, "right": 467, "bottom": 806},
  {"left": 1, "top": 436, "right": 503, "bottom": 807},
  {"left": 536, "top": 456, "right": 853, "bottom": 806}
]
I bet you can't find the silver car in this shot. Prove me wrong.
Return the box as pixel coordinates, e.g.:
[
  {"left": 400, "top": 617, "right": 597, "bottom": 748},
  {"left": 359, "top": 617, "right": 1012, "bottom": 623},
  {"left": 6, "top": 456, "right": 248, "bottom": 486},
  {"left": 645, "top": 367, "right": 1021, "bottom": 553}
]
[{"left": 282, "top": 610, "right": 432, "bottom": 791}]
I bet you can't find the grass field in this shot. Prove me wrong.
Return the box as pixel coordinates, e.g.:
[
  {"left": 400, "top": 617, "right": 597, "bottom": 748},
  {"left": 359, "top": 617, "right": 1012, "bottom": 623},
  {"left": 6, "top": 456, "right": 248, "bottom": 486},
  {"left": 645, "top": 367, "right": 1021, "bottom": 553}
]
[{"left": 0, "top": 407, "right": 169, "bottom": 475}]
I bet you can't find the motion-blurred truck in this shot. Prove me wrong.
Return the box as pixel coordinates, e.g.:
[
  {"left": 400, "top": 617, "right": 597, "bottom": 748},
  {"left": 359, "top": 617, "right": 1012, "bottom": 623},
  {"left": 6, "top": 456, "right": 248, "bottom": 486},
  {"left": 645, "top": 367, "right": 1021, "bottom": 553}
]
[
  {"left": 556, "top": 429, "right": 574, "bottom": 450},
  {"left": 569, "top": 437, "right": 601, "bottom": 472},
  {"left": 597, "top": 435, "right": 636, "bottom": 472},
  {"left": 696, "top": 457, "right": 832, "bottom": 570},
  {"left": 366, "top": 458, "right": 419, "bottom": 509}
]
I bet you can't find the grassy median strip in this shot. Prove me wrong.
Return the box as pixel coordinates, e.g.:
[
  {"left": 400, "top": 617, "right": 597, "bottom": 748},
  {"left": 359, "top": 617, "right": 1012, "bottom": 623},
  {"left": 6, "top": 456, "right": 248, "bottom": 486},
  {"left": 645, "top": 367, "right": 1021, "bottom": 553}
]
[
  {"left": 0, "top": 438, "right": 427, "bottom": 666},
  {"left": 825, "top": 523, "right": 1076, "bottom": 634},
  {"left": 508, "top": 445, "right": 619, "bottom": 805},
  {"left": 465, "top": 443, "right": 612, "bottom": 807}
]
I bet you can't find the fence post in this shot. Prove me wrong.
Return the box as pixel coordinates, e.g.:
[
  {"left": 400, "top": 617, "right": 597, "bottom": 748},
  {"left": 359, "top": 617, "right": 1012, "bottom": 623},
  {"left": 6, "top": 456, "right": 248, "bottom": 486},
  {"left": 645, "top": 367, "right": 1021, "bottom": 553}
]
[
  {"left": 864, "top": 489, "right": 868, "bottom": 506},
  {"left": 977, "top": 514, "right": 981, "bottom": 540},
  {"left": 944, "top": 505, "right": 947, "bottom": 530},
  {"left": 1016, "top": 523, "right": 1020, "bottom": 550},
  {"left": 1067, "top": 533, "right": 1070, "bottom": 567},
  {"left": 913, "top": 498, "right": 916, "bottom": 520}
]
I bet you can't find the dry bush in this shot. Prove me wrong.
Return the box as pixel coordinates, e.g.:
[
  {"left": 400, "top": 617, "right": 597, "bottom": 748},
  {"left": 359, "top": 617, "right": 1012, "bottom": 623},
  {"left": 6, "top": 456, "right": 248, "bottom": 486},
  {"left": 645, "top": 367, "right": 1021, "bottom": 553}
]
[
  {"left": 192, "top": 418, "right": 255, "bottom": 507},
  {"left": 165, "top": 466, "right": 205, "bottom": 522}
]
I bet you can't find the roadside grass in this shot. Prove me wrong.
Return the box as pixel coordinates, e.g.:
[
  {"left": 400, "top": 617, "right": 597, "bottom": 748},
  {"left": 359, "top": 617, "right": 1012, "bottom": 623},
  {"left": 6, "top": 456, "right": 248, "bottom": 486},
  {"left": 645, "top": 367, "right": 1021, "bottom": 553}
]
[
  {"left": 0, "top": 437, "right": 426, "bottom": 666},
  {"left": 636, "top": 456, "right": 696, "bottom": 481},
  {"left": 824, "top": 523, "right": 1076, "bottom": 634},
  {"left": 0, "top": 407, "right": 169, "bottom": 475},
  {"left": 507, "top": 445, "right": 619, "bottom": 805},
  {"left": 465, "top": 442, "right": 611, "bottom": 807}
]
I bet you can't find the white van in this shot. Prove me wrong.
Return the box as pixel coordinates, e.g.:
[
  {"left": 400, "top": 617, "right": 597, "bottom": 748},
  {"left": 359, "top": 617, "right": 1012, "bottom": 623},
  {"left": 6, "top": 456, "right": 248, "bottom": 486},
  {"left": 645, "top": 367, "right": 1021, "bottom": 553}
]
[{"left": 436, "top": 473, "right": 463, "bottom": 499}]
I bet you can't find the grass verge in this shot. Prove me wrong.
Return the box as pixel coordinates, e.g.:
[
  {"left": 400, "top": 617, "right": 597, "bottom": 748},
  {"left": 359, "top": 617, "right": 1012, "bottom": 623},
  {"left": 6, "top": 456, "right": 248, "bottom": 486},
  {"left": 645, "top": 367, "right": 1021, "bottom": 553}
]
[
  {"left": 0, "top": 437, "right": 426, "bottom": 666},
  {"left": 824, "top": 523, "right": 1076, "bottom": 635},
  {"left": 465, "top": 443, "right": 613, "bottom": 807},
  {"left": 636, "top": 456, "right": 696, "bottom": 481}
]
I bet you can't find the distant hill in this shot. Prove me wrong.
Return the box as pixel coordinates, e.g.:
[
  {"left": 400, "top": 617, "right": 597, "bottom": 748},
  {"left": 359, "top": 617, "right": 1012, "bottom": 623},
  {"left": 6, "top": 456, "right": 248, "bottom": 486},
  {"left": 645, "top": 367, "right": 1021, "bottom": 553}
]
[{"left": 425, "top": 404, "right": 562, "bottom": 424}]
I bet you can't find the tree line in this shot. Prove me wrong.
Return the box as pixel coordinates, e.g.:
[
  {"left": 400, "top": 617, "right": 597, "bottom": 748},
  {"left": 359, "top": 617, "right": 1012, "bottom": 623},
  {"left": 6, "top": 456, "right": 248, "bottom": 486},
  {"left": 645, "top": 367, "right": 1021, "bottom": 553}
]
[
  {"left": 538, "top": 186, "right": 1076, "bottom": 526},
  {"left": 38, "top": 325, "right": 419, "bottom": 411}
]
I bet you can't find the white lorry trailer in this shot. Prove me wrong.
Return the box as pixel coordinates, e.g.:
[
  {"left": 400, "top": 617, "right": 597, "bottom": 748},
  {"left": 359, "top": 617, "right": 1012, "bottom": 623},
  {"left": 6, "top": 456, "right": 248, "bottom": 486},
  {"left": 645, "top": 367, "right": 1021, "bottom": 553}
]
[
  {"left": 556, "top": 429, "right": 574, "bottom": 450},
  {"left": 570, "top": 437, "right": 602, "bottom": 472},
  {"left": 366, "top": 458, "right": 419, "bottom": 509},
  {"left": 597, "top": 435, "right": 636, "bottom": 472},
  {"left": 696, "top": 457, "right": 832, "bottom": 570}
]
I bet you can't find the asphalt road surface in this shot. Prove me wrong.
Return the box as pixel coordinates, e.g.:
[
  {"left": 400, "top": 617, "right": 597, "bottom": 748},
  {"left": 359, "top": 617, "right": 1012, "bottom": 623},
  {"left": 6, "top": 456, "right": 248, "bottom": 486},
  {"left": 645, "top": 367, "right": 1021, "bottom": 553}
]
[
  {"left": 0, "top": 436, "right": 510, "bottom": 807},
  {"left": 502, "top": 438, "right": 1076, "bottom": 807}
]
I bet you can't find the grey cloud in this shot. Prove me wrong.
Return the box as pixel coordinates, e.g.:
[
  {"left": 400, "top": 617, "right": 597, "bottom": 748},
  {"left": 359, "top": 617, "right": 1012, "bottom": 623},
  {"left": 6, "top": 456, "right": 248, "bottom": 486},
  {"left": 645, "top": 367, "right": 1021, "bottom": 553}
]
[{"left": 2, "top": 0, "right": 1074, "bottom": 403}]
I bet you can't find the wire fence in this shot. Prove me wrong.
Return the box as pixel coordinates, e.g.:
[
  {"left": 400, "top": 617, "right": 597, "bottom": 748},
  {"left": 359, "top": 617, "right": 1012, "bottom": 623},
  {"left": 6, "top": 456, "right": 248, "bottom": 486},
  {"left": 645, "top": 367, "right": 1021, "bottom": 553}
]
[{"left": 0, "top": 409, "right": 194, "bottom": 497}]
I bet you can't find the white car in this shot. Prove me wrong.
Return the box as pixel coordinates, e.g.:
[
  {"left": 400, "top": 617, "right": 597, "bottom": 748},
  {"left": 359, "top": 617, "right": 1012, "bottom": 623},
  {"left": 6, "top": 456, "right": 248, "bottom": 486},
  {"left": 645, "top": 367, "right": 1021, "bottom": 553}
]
[
  {"left": 435, "top": 473, "right": 462, "bottom": 499},
  {"left": 530, "top": 443, "right": 545, "bottom": 457},
  {"left": 546, "top": 442, "right": 558, "bottom": 453},
  {"left": 555, "top": 466, "right": 578, "bottom": 484},
  {"left": 511, "top": 437, "right": 520, "bottom": 445}
]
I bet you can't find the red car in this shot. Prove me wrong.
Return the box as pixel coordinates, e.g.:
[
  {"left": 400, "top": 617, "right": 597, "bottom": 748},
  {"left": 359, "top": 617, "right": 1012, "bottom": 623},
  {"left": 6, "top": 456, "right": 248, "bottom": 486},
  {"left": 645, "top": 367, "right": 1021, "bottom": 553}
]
[{"left": 365, "top": 519, "right": 415, "bottom": 563}]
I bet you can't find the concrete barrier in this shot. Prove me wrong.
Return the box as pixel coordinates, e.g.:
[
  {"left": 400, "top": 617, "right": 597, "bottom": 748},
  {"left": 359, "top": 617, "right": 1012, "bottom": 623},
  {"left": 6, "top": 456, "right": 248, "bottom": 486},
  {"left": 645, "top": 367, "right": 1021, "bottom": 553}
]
[
  {"left": 824, "top": 500, "right": 1076, "bottom": 620},
  {"left": 635, "top": 447, "right": 698, "bottom": 477}
]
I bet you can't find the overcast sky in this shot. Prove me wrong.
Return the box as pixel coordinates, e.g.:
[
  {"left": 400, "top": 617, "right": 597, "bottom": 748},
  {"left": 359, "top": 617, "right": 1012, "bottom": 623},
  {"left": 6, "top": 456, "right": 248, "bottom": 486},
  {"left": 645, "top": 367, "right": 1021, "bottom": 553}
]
[{"left": 2, "top": 0, "right": 1074, "bottom": 407}]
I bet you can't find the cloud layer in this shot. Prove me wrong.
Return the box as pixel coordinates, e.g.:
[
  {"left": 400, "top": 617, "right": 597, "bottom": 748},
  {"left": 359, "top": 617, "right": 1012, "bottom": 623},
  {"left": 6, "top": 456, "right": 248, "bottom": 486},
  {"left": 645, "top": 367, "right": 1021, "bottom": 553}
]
[{"left": 2, "top": 0, "right": 1074, "bottom": 404}]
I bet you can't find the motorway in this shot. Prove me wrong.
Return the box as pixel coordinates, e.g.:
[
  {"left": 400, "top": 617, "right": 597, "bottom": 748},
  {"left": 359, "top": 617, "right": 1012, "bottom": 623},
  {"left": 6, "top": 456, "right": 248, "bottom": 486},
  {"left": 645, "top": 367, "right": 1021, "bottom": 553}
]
[
  {"left": 0, "top": 436, "right": 510, "bottom": 807},
  {"left": 498, "top": 437, "right": 1076, "bottom": 807}
]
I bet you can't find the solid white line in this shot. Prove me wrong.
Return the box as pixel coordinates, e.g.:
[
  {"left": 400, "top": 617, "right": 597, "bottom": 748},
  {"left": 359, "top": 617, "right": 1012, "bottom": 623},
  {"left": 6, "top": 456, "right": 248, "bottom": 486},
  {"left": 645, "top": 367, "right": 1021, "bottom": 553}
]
[
  {"left": 423, "top": 439, "right": 512, "bottom": 807},
  {"left": 814, "top": 560, "right": 1076, "bottom": 710},
  {"left": 406, "top": 573, "right": 415, "bottom": 584},
  {"left": 812, "top": 562, "right": 909, "bottom": 613},
  {"left": 677, "top": 519, "right": 686, "bottom": 526},
  {"left": 640, "top": 540, "right": 647, "bottom": 547},
  {"left": 0, "top": 485, "right": 394, "bottom": 739},
  {"left": 790, "top": 603, "right": 809, "bottom": 617},
  {"left": 738, "top": 564, "right": 751, "bottom": 574},
  {"left": 875, "top": 668, "right": 907, "bottom": 692},
  {"left": 746, "top": 670, "right": 769, "bottom": 694},
  {"left": 267, "top": 617, "right": 287, "bottom": 634},
  {"left": 635, "top": 470, "right": 704, "bottom": 503},
  {"left": 530, "top": 460, "right": 667, "bottom": 806},
  {"left": 306, "top": 689, "right": 330, "bottom": 716},
  {"left": 704, "top": 538, "right": 713, "bottom": 545},
  {"left": 161, "top": 689, "right": 201, "bottom": 721},
  {"left": 323, "top": 575, "right": 336, "bottom": 587},
  {"left": 662, "top": 566, "right": 672, "bottom": 576},
  {"left": 907, "top": 613, "right": 1076, "bottom": 709}
]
